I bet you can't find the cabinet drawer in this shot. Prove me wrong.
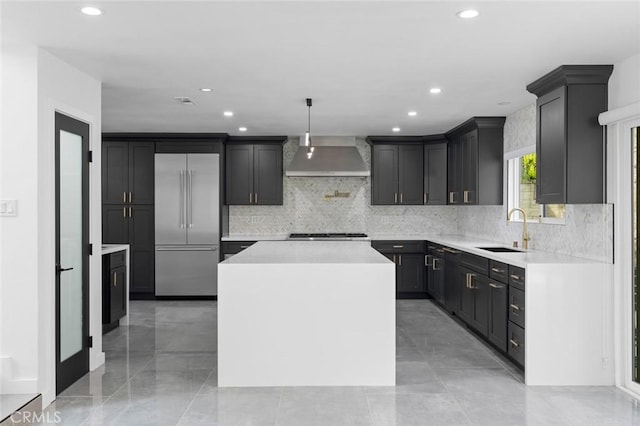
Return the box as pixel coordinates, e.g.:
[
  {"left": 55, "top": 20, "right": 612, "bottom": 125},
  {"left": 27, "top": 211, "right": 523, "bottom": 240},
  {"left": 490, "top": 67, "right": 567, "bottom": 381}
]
[
  {"left": 109, "top": 251, "right": 126, "bottom": 268},
  {"left": 508, "top": 322, "right": 525, "bottom": 367},
  {"left": 509, "top": 286, "right": 525, "bottom": 328},
  {"left": 460, "top": 252, "right": 489, "bottom": 274},
  {"left": 489, "top": 260, "right": 508, "bottom": 283},
  {"left": 371, "top": 240, "right": 425, "bottom": 253},
  {"left": 222, "top": 241, "right": 256, "bottom": 256},
  {"left": 509, "top": 265, "right": 526, "bottom": 291}
]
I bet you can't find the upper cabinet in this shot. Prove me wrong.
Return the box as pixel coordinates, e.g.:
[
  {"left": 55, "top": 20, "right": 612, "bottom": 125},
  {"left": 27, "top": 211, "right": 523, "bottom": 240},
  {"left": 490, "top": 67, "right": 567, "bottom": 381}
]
[
  {"left": 225, "top": 137, "right": 286, "bottom": 205},
  {"left": 445, "top": 117, "right": 505, "bottom": 205},
  {"left": 423, "top": 140, "right": 448, "bottom": 205},
  {"left": 102, "top": 141, "right": 155, "bottom": 205},
  {"left": 367, "top": 136, "right": 447, "bottom": 206},
  {"left": 526, "top": 65, "right": 613, "bottom": 204}
]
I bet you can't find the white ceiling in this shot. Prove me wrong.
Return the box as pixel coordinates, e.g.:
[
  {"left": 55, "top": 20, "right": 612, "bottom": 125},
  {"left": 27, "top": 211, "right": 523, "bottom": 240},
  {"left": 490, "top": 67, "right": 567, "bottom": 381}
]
[{"left": 2, "top": 1, "right": 639, "bottom": 136}]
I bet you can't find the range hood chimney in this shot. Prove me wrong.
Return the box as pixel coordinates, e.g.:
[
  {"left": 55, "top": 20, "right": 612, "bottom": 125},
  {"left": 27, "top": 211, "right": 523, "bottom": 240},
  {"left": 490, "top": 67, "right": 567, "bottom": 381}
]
[{"left": 285, "top": 136, "right": 370, "bottom": 177}]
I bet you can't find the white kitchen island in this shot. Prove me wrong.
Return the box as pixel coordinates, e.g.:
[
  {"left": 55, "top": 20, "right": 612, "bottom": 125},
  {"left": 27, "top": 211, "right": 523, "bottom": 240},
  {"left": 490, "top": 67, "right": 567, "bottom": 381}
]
[{"left": 217, "top": 241, "right": 396, "bottom": 387}]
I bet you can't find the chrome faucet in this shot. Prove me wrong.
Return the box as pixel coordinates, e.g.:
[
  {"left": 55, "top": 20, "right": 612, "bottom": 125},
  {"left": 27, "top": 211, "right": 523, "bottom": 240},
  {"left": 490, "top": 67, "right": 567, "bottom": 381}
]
[{"left": 507, "top": 208, "right": 530, "bottom": 250}]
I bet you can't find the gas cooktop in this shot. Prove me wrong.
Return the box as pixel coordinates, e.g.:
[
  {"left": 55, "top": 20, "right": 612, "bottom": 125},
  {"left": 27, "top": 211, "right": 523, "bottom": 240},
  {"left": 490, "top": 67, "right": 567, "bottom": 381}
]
[{"left": 288, "top": 233, "right": 369, "bottom": 240}]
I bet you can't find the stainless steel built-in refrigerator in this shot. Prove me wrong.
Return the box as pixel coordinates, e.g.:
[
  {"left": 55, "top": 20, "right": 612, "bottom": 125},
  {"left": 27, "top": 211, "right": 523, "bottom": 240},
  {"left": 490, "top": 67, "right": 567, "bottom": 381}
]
[{"left": 154, "top": 154, "right": 219, "bottom": 296}]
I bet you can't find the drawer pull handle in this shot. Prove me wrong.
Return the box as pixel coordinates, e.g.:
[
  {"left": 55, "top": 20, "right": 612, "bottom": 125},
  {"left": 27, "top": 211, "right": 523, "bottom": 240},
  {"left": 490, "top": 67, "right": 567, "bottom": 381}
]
[
  {"left": 443, "top": 247, "right": 459, "bottom": 254},
  {"left": 489, "top": 283, "right": 504, "bottom": 289},
  {"left": 491, "top": 267, "right": 504, "bottom": 273},
  {"left": 392, "top": 245, "right": 404, "bottom": 249},
  {"left": 240, "top": 245, "right": 250, "bottom": 249},
  {"left": 510, "top": 339, "right": 520, "bottom": 348},
  {"left": 510, "top": 274, "right": 521, "bottom": 281},
  {"left": 510, "top": 303, "right": 521, "bottom": 311}
]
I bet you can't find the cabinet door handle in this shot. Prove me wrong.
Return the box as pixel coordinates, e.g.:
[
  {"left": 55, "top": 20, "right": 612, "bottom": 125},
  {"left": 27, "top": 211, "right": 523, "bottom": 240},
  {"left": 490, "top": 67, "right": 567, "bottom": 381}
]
[
  {"left": 394, "top": 193, "right": 398, "bottom": 204},
  {"left": 398, "top": 255, "right": 402, "bottom": 266},
  {"left": 510, "top": 303, "right": 521, "bottom": 311},
  {"left": 400, "top": 193, "right": 403, "bottom": 204},
  {"left": 489, "top": 283, "right": 504, "bottom": 289},
  {"left": 113, "top": 272, "right": 117, "bottom": 287},
  {"left": 123, "top": 207, "right": 127, "bottom": 218},
  {"left": 392, "top": 245, "right": 404, "bottom": 249},
  {"left": 432, "top": 258, "right": 440, "bottom": 270},
  {"left": 425, "top": 254, "right": 430, "bottom": 267},
  {"left": 123, "top": 192, "right": 127, "bottom": 202},
  {"left": 510, "top": 274, "right": 521, "bottom": 281},
  {"left": 255, "top": 193, "right": 258, "bottom": 204},
  {"left": 128, "top": 207, "right": 132, "bottom": 218},
  {"left": 491, "top": 267, "right": 504, "bottom": 273},
  {"left": 509, "top": 339, "right": 520, "bottom": 348},
  {"left": 443, "top": 247, "right": 459, "bottom": 254},
  {"left": 463, "top": 190, "right": 469, "bottom": 203},
  {"left": 449, "top": 192, "right": 454, "bottom": 204},
  {"left": 128, "top": 192, "right": 132, "bottom": 203},
  {"left": 423, "top": 192, "right": 427, "bottom": 204},
  {"left": 240, "top": 245, "right": 250, "bottom": 249},
  {"left": 392, "top": 255, "right": 396, "bottom": 264},
  {"left": 249, "top": 193, "right": 253, "bottom": 204}
]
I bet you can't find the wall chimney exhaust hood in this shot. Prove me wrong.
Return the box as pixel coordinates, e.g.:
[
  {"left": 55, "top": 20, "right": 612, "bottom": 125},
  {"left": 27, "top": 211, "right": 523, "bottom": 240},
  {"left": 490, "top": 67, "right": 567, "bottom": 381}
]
[{"left": 285, "top": 136, "right": 370, "bottom": 177}]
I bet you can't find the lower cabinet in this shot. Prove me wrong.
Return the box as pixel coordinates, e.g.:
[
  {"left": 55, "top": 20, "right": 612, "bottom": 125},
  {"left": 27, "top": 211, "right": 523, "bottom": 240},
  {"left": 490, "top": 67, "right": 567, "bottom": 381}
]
[
  {"left": 371, "top": 241, "right": 427, "bottom": 299},
  {"left": 443, "top": 248, "right": 461, "bottom": 314},
  {"left": 426, "top": 243, "right": 445, "bottom": 305},
  {"left": 103, "top": 250, "right": 127, "bottom": 333},
  {"left": 221, "top": 241, "right": 257, "bottom": 260},
  {"left": 487, "top": 279, "right": 508, "bottom": 352},
  {"left": 458, "top": 266, "right": 489, "bottom": 337}
]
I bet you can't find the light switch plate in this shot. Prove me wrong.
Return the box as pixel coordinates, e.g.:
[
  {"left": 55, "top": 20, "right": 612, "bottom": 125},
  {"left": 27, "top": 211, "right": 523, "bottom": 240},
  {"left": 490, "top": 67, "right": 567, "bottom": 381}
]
[{"left": 0, "top": 199, "right": 17, "bottom": 217}]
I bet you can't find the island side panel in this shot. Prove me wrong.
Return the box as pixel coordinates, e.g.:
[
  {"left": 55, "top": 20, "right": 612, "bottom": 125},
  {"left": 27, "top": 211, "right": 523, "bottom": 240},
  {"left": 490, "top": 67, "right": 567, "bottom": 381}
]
[
  {"left": 218, "top": 262, "right": 396, "bottom": 387},
  {"left": 525, "top": 263, "right": 614, "bottom": 385}
]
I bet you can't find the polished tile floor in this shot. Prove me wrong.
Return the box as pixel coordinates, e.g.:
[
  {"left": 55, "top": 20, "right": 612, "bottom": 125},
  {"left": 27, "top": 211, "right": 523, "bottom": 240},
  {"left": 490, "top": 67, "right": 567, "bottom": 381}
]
[{"left": 45, "top": 300, "right": 640, "bottom": 425}]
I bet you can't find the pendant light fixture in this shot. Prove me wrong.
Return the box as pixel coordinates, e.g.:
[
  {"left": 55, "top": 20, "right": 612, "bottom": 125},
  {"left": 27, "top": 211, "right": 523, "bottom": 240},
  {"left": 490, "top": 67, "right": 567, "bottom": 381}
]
[{"left": 305, "top": 98, "right": 314, "bottom": 159}]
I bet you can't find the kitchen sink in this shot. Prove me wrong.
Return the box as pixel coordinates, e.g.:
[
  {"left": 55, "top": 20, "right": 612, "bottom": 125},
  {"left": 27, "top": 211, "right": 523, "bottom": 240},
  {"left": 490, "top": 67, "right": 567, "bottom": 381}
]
[{"left": 476, "top": 246, "right": 523, "bottom": 253}]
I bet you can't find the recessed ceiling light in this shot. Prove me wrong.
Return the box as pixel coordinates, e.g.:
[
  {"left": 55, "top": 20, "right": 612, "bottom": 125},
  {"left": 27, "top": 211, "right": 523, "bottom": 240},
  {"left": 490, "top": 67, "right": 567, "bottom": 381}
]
[
  {"left": 223, "top": 111, "right": 234, "bottom": 117},
  {"left": 238, "top": 127, "right": 247, "bottom": 132},
  {"left": 408, "top": 111, "right": 417, "bottom": 117},
  {"left": 392, "top": 127, "right": 400, "bottom": 133},
  {"left": 457, "top": 9, "right": 479, "bottom": 19},
  {"left": 430, "top": 88, "right": 442, "bottom": 94},
  {"left": 81, "top": 7, "right": 102, "bottom": 16},
  {"left": 200, "top": 88, "right": 212, "bottom": 92}
]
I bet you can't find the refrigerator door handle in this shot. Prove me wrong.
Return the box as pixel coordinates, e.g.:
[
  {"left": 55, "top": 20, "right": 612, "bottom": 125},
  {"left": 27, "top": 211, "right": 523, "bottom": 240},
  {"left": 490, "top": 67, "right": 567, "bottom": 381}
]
[
  {"left": 188, "top": 170, "right": 193, "bottom": 228},
  {"left": 179, "top": 170, "right": 185, "bottom": 228},
  {"left": 156, "top": 246, "right": 218, "bottom": 251}
]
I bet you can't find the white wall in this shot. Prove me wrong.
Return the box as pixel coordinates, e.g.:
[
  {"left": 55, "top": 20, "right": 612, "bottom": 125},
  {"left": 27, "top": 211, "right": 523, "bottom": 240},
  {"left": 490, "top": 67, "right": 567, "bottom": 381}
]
[
  {"left": 608, "top": 53, "right": 640, "bottom": 111},
  {"left": 0, "top": 38, "right": 102, "bottom": 406}
]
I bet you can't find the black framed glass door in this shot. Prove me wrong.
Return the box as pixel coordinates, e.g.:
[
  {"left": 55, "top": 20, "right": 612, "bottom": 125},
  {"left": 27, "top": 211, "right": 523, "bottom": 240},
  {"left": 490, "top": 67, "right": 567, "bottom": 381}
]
[{"left": 55, "top": 112, "right": 90, "bottom": 394}]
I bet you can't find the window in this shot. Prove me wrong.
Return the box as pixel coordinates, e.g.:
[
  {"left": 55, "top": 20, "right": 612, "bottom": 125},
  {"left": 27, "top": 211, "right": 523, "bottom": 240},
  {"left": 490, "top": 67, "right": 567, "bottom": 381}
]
[{"left": 506, "top": 148, "right": 565, "bottom": 223}]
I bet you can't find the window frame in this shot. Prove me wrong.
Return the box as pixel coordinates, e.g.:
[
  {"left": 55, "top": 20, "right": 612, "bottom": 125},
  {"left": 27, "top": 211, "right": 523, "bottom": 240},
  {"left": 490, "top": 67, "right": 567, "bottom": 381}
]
[{"left": 505, "top": 146, "right": 566, "bottom": 225}]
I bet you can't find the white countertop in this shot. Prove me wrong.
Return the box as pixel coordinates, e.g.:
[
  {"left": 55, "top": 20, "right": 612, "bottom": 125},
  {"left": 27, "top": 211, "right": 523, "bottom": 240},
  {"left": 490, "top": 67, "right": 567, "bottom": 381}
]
[
  {"left": 222, "top": 234, "right": 288, "bottom": 241},
  {"left": 370, "top": 234, "right": 599, "bottom": 267},
  {"left": 101, "top": 244, "right": 130, "bottom": 255},
  {"left": 221, "top": 241, "right": 390, "bottom": 264}
]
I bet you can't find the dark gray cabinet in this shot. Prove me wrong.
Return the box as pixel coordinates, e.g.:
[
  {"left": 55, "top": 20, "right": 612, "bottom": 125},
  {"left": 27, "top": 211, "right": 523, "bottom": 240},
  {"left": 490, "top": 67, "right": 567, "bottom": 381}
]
[
  {"left": 102, "top": 204, "right": 154, "bottom": 294},
  {"left": 226, "top": 143, "right": 283, "bottom": 205},
  {"left": 102, "top": 250, "right": 127, "bottom": 333},
  {"left": 445, "top": 117, "right": 505, "bottom": 205},
  {"left": 221, "top": 241, "right": 256, "bottom": 259},
  {"left": 371, "top": 241, "right": 427, "bottom": 298},
  {"left": 444, "top": 247, "right": 461, "bottom": 314},
  {"left": 102, "top": 141, "right": 155, "bottom": 205},
  {"left": 507, "top": 265, "right": 526, "bottom": 367},
  {"left": 488, "top": 260, "right": 509, "bottom": 352},
  {"left": 370, "top": 144, "right": 424, "bottom": 205},
  {"left": 458, "top": 266, "right": 489, "bottom": 336},
  {"left": 426, "top": 243, "right": 445, "bottom": 304},
  {"left": 424, "top": 142, "right": 448, "bottom": 205},
  {"left": 102, "top": 139, "right": 155, "bottom": 297},
  {"left": 526, "top": 65, "right": 613, "bottom": 204}
]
